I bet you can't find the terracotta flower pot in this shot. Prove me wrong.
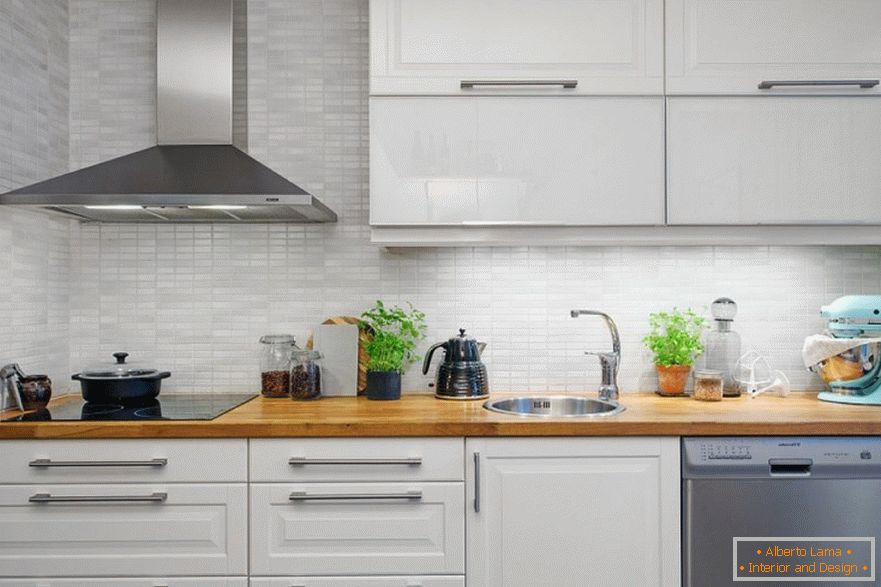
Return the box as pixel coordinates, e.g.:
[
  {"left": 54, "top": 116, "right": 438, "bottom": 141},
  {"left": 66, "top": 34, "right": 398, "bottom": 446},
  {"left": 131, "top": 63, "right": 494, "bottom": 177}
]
[{"left": 656, "top": 364, "right": 691, "bottom": 395}]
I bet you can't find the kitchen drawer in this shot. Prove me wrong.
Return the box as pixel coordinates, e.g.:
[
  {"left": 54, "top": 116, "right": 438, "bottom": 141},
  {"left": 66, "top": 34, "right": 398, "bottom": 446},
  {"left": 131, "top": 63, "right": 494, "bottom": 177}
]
[
  {"left": 0, "top": 484, "right": 247, "bottom": 577},
  {"left": 250, "top": 438, "right": 463, "bottom": 482},
  {"left": 250, "top": 482, "right": 465, "bottom": 576},
  {"left": 0, "top": 439, "right": 247, "bottom": 483},
  {"left": 0, "top": 579, "right": 247, "bottom": 587},
  {"left": 250, "top": 577, "right": 464, "bottom": 587}
]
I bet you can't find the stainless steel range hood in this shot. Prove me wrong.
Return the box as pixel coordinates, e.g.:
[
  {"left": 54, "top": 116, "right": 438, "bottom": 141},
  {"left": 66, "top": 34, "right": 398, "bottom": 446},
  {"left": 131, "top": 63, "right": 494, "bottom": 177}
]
[{"left": 0, "top": 0, "right": 337, "bottom": 224}]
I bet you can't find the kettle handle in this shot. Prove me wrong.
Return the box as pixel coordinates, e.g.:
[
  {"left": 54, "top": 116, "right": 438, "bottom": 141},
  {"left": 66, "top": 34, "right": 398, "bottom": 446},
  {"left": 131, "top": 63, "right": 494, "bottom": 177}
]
[{"left": 422, "top": 342, "right": 448, "bottom": 375}]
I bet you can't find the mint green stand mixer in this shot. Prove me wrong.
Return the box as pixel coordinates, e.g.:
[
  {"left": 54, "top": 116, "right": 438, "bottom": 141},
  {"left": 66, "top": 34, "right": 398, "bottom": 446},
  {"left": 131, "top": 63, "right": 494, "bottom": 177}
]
[{"left": 813, "top": 295, "right": 881, "bottom": 405}]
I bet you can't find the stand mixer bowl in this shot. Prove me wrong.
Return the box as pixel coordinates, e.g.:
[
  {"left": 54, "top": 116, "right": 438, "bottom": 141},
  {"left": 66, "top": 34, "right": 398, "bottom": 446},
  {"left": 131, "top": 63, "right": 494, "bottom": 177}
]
[{"left": 810, "top": 342, "right": 881, "bottom": 395}]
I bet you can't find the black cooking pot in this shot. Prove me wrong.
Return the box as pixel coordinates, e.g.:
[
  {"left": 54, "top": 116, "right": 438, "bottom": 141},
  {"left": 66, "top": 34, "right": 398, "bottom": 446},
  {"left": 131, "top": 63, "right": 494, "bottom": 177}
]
[{"left": 72, "top": 352, "right": 171, "bottom": 404}]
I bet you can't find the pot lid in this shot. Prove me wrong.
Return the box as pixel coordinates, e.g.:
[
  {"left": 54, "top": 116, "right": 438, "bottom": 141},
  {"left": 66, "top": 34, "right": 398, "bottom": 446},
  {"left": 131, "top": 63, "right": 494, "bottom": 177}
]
[{"left": 79, "top": 352, "right": 160, "bottom": 379}]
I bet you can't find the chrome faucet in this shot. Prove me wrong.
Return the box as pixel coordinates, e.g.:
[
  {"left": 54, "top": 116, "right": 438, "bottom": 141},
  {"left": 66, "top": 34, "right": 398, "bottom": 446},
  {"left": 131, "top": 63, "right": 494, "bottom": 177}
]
[{"left": 570, "top": 310, "right": 621, "bottom": 402}]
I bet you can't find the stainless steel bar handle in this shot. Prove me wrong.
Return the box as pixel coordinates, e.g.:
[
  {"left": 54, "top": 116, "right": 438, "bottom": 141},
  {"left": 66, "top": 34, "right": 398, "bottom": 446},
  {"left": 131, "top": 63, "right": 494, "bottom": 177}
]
[
  {"left": 288, "top": 457, "right": 422, "bottom": 466},
  {"left": 288, "top": 489, "right": 423, "bottom": 501},
  {"left": 758, "top": 79, "right": 879, "bottom": 89},
  {"left": 473, "top": 451, "right": 481, "bottom": 513},
  {"left": 461, "top": 79, "right": 578, "bottom": 89},
  {"left": 29, "top": 492, "right": 168, "bottom": 503},
  {"left": 29, "top": 458, "right": 168, "bottom": 468}
]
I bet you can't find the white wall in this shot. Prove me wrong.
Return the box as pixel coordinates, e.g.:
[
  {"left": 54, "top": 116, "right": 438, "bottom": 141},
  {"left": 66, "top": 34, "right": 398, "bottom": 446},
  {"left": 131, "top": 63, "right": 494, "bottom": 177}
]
[
  {"left": 59, "top": 0, "right": 881, "bottom": 395},
  {"left": 0, "top": 0, "right": 72, "bottom": 389}
]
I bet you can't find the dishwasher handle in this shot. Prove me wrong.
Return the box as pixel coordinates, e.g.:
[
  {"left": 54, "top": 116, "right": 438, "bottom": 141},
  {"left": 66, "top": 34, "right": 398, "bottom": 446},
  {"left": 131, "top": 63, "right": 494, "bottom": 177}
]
[{"left": 769, "top": 458, "right": 813, "bottom": 476}]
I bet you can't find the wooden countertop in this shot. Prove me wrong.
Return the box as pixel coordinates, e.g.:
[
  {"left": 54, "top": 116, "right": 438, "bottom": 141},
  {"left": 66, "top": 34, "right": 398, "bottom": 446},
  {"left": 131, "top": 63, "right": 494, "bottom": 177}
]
[{"left": 4, "top": 391, "right": 881, "bottom": 438}]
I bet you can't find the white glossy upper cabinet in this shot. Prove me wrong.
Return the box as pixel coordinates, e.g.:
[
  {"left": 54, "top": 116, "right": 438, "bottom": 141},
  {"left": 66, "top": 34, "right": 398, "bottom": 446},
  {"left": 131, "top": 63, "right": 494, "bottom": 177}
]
[
  {"left": 666, "top": 0, "right": 881, "bottom": 95},
  {"left": 370, "top": 97, "right": 665, "bottom": 226},
  {"left": 667, "top": 97, "right": 881, "bottom": 225},
  {"left": 370, "top": 0, "right": 664, "bottom": 95}
]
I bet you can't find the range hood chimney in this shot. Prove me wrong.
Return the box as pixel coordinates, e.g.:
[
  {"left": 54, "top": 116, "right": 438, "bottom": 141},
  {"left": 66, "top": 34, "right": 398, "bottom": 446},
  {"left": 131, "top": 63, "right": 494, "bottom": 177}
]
[{"left": 0, "top": 0, "right": 337, "bottom": 223}]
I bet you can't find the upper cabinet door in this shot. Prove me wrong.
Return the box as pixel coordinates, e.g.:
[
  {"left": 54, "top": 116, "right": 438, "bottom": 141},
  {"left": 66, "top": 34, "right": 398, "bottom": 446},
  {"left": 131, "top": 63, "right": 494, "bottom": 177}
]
[
  {"left": 370, "top": 97, "right": 665, "bottom": 226},
  {"left": 667, "top": 97, "right": 881, "bottom": 225},
  {"left": 370, "top": 0, "right": 664, "bottom": 95},
  {"left": 667, "top": 0, "right": 881, "bottom": 95}
]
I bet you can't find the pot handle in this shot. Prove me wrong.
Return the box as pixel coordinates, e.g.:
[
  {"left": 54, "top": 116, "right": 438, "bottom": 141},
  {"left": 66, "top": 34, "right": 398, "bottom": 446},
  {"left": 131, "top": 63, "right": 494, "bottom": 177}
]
[
  {"left": 421, "top": 342, "right": 448, "bottom": 376},
  {"left": 71, "top": 373, "right": 82, "bottom": 381},
  {"left": 144, "top": 371, "right": 172, "bottom": 381}
]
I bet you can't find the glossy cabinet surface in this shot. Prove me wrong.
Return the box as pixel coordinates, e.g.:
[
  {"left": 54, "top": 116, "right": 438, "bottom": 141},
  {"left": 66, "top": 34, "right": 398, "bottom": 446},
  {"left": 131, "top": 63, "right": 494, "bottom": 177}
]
[
  {"left": 370, "top": 97, "right": 665, "bottom": 226},
  {"left": 370, "top": 0, "right": 663, "bottom": 95},
  {"left": 467, "top": 437, "right": 680, "bottom": 587},
  {"left": 667, "top": 97, "right": 881, "bottom": 225},
  {"left": 666, "top": 0, "right": 881, "bottom": 95},
  {"left": 0, "top": 580, "right": 247, "bottom": 587}
]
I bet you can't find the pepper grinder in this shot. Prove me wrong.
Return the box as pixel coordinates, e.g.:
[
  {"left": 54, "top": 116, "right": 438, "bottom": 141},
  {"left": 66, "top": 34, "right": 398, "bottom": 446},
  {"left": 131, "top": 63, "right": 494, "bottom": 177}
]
[{"left": 703, "top": 298, "right": 742, "bottom": 397}]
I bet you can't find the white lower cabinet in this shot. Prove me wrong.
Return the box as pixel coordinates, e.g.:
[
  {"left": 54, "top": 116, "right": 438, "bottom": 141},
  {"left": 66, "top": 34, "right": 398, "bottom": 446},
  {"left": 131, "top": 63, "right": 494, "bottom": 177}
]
[
  {"left": 0, "top": 579, "right": 247, "bottom": 587},
  {"left": 250, "top": 577, "right": 464, "bottom": 587},
  {"left": 0, "top": 484, "right": 247, "bottom": 577},
  {"left": 250, "top": 482, "right": 465, "bottom": 576},
  {"left": 466, "top": 437, "right": 680, "bottom": 587}
]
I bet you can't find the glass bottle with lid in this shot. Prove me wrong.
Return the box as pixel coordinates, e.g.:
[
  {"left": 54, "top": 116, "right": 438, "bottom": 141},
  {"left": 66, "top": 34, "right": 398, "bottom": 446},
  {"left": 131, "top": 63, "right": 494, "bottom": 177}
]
[
  {"left": 259, "top": 335, "right": 298, "bottom": 397},
  {"left": 703, "top": 298, "right": 742, "bottom": 397}
]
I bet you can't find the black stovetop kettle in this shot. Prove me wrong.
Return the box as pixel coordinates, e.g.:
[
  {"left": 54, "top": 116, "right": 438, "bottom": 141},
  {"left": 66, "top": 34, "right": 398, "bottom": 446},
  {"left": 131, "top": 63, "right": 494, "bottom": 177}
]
[{"left": 422, "top": 328, "right": 489, "bottom": 400}]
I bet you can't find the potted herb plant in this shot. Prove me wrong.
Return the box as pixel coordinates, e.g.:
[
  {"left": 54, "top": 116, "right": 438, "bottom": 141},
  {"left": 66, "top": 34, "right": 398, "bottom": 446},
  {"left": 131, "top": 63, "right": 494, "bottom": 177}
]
[
  {"left": 359, "top": 300, "right": 427, "bottom": 400},
  {"left": 643, "top": 308, "right": 707, "bottom": 395}
]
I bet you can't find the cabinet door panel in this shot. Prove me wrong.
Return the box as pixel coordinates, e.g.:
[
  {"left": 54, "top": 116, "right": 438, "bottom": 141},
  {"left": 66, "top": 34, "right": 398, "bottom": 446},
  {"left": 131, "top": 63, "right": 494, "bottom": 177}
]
[
  {"left": 667, "top": 0, "right": 881, "bottom": 94},
  {"left": 467, "top": 438, "right": 680, "bottom": 587},
  {"left": 0, "top": 484, "right": 247, "bottom": 577},
  {"left": 667, "top": 97, "right": 881, "bottom": 225},
  {"left": 371, "top": 0, "right": 663, "bottom": 95},
  {"left": 251, "top": 483, "right": 465, "bottom": 576},
  {"left": 370, "top": 97, "right": 665, "bottom": 226}
]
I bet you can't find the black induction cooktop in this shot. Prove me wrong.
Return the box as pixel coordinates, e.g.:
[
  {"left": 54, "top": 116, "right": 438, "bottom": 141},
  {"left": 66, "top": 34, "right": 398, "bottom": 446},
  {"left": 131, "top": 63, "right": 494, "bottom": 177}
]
[{"left": 2, "top": 393, "right": 257, "bottom": 422}]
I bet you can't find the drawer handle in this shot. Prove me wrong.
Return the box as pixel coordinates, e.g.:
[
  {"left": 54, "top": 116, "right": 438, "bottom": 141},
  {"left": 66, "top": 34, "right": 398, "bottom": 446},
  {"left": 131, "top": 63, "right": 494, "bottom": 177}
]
[
  {"left": 29, "top": 458, "right": 168, "bottom": 468},
  {"left": 29, "top": 492, "right": 168, "bottom": 503},
  {"left": 461, "top": 79, "right": 578, "bottom": 89},
  {"left": 288, "top": 489, "right": 423, "bottom": 501},
  {"left": 288, "top": 457, "right": 422, "bottom": 466},
  {"left": 758, "top": 79, "right": 879, "bottom": 89}
]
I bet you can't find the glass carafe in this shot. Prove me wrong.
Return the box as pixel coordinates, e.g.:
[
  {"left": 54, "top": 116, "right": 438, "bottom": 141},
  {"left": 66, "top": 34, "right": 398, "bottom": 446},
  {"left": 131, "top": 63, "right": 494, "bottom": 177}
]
[{"left": 703, "top": 298, "right": 742, "bottom": 397}]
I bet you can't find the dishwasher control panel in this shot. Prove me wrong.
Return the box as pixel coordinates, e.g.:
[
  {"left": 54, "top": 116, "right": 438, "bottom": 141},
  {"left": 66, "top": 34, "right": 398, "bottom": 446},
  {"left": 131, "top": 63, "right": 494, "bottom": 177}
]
[{"left": 683, "top": 437, "right": 881, "bottom": 479}]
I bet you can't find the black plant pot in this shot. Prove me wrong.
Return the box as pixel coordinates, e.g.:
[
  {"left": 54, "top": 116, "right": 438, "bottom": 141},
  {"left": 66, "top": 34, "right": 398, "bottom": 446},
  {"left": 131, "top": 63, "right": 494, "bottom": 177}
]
[{"left": 365, "top": 371, "right": 402, "bottom": 401}]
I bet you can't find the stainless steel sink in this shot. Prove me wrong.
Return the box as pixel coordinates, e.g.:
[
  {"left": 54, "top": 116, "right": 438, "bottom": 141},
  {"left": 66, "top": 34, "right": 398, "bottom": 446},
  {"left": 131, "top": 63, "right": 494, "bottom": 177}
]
[{"left": 483, "top": 395, "right": 625, "bottom": 418}]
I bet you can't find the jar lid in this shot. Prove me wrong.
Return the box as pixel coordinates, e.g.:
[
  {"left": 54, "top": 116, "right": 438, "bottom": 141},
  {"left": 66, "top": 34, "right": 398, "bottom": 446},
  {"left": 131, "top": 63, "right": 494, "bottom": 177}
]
[
  {"left": 293, "top": 349, "right": 322, "bottom": 361},
  {"left": 260, "top": 334, "right": 297, "bottom": 345},
  {"left": 693, "top": 369, "right": 723, "bottom": 379},
  {"left": 80, "top": 352, "right": 159, "bottom": 379}
]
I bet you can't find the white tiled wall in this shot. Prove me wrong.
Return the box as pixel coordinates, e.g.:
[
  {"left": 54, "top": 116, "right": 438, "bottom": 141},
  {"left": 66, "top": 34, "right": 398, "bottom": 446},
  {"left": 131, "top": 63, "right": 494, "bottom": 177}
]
[
  {"left": 3, "top": 1, "right": 880, "bottom": 396},
  {"left": 61, "top": 0, "right": 881, "bottom": 395},
  {"left": 0, "top": 1, "right": 72, "bottom": 392}
]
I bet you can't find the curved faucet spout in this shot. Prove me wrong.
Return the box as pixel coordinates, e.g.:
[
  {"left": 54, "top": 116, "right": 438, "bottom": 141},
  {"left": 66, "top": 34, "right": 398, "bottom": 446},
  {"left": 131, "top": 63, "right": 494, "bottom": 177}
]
[{"left": 570, "top": 310, "right": 621, "bottom": 401}]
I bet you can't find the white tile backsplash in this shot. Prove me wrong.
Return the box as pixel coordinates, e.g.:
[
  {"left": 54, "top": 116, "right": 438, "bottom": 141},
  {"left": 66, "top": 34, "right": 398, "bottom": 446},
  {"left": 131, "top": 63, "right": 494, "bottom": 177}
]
[
  {"left": 0, "top": 0, "right": 72, "bottom": 391},
  {"left": 5, "top": 1, "right": 881, "bottom": 396}
]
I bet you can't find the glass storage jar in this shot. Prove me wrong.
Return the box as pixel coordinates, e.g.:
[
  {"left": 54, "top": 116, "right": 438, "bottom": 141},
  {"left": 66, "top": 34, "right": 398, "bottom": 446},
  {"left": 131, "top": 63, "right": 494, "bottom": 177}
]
[
  {"left": 693, "top": 369, "right": 724, "bottom": 401},
  {"left": 260, "top": 335, "right": 298, "bottom": 397},
  {"left": 290, "top": 349, "right": 322, "bottom": 400}
]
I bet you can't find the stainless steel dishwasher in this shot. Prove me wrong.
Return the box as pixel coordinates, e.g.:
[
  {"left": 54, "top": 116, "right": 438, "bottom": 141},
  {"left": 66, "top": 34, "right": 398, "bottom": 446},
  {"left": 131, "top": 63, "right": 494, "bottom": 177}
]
[{"left": 683, "top": 437, "right": 881, "bottom": 586}]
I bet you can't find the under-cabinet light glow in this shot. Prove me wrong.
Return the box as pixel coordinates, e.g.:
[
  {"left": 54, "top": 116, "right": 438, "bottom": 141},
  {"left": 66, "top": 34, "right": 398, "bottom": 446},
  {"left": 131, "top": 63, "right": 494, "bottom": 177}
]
[{"left": 84, "top": 205, "right": 145, "bottom": 210}]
